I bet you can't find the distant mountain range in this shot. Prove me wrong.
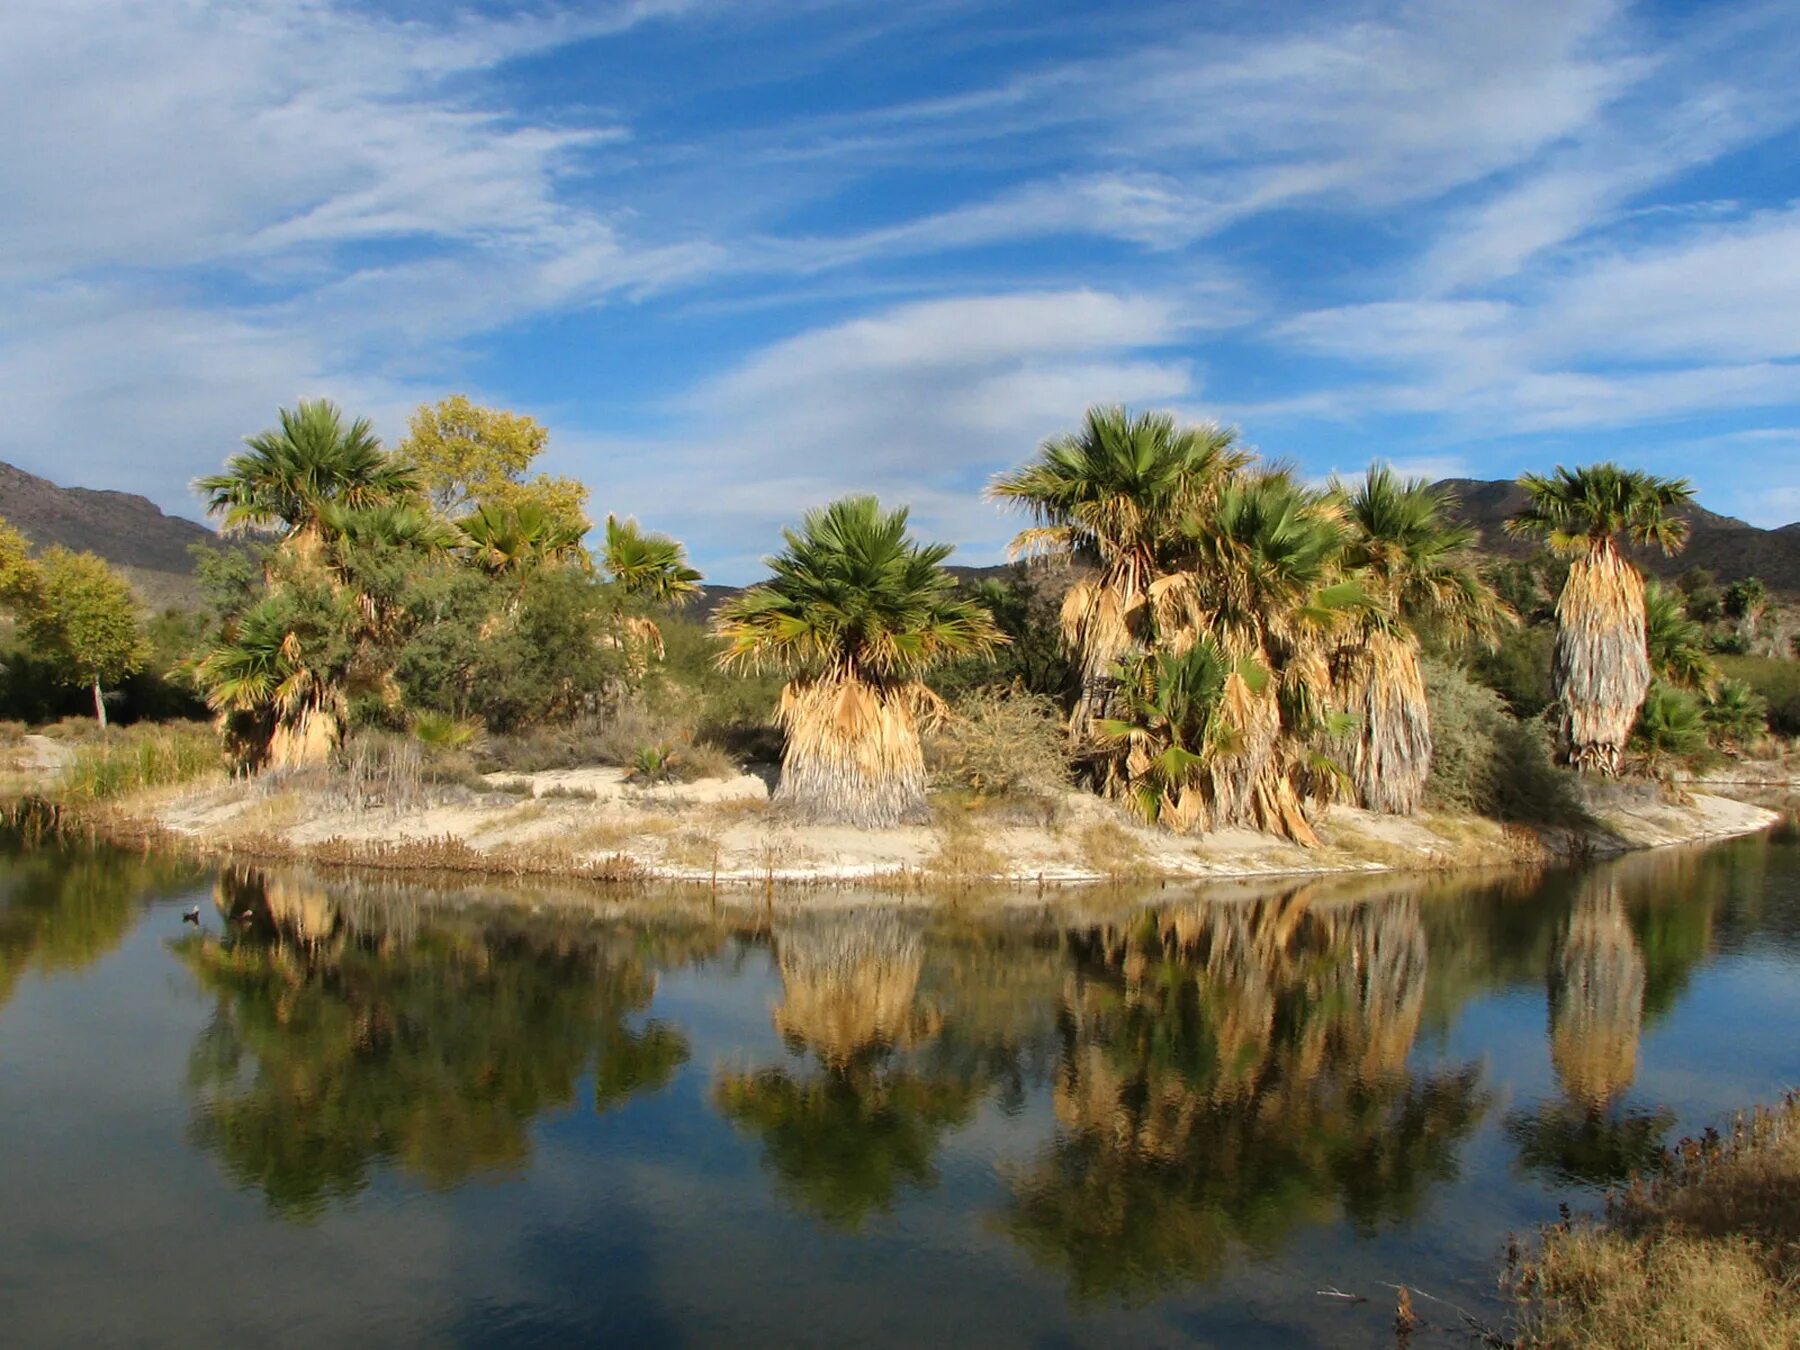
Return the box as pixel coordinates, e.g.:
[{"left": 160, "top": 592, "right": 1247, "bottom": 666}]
[
  {"left": 0, "top": 461, "right": 216, "bottom": 610},
  {"left": 1438, "top": 479, "right": 1800, "bottom": 590},
  {"left": 2, "top": 459, "right": 1798, "bottom": 611}
]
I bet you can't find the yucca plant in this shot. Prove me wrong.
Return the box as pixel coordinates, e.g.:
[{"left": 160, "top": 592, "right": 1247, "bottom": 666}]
[
  {"left": 1507, "top": 464, "right": 1694, "bottom": 774},
  {"left": 989, "top": 405, "right": 1247, "bottom": 736},
  {"left": 1333, "top": 466, "right": 1515, "bottom": 815},
  {"left": 713, "top": 496, "right": 1004, "bottom": 826}
]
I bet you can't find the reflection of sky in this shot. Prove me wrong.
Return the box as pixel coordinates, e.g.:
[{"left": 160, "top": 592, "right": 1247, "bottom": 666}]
[{"left": 4, "top": 839, "right": 1800, "bottom": 1348}]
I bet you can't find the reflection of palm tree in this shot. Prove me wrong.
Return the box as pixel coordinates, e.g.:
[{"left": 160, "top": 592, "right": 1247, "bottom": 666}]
[
  {"left": 1549, "top": 874, "right": 1646, "bottom": 1108},
  {"left": 714, "top": 910, "right": 973, "bottom": 1230},
  {"left": 1004, "top": 893, "right": 1483, "bottom": 1303},
  {"left": 770, "top": 912, "right": 936, "bottom": 1065},
  {"left": 178, "top": 868, "right": 707, "bottom": 1219}
]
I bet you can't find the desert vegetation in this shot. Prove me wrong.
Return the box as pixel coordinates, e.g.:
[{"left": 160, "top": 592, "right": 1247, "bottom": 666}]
[{"left": 0, "top": 395, "right": 1788, "bottom": 855}]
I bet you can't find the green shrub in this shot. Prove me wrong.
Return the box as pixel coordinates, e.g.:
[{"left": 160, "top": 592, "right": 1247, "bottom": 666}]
[
  {"left": 1423, "top": 659, "right": 1586, "bottom": 826},
  {"left": 1467, "top": 624, "right": 1555, "bottom": 718},
  {"left": 57, "top": 723, "right": 221, "bottom": 801},
  {"left": 1716, "top": 655, "right": 1800, "bottom": 736}
]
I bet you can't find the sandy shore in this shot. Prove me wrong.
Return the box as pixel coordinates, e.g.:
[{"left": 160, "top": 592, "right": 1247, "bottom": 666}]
[{"left": 95, "top": 762, "right": 1782, "bottom": 890}]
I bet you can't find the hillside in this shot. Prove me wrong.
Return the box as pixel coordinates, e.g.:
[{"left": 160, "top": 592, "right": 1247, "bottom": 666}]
[
  {"left": 1442, "top": 478, "right": 1800, "bottom": 590},
  {"left": 0, "top": 461, "right": 215, "bottom": 610}
]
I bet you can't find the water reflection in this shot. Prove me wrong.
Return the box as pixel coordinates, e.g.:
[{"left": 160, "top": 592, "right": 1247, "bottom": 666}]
[
  {"left": 0, "top": 847, "right": 195, "bottom": 1012},
  {"left": 715, "top": 912, "right": 981, "bottom": 1230},
  {"left": 999, "top": 887, "right": 1489, "bottom": 1303},
  {"left": 177, "top": 868, "right": 717, "bottom": 1218}
]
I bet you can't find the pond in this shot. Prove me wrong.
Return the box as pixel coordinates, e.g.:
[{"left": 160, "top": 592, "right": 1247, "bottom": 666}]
[{"left": 3, "top": 827, "right": 1799, "bottom": 1346}]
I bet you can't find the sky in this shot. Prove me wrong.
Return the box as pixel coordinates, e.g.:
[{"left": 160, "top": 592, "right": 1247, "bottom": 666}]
[{"left": 4, "top": 0, "right": 1800, "bottom": 582}]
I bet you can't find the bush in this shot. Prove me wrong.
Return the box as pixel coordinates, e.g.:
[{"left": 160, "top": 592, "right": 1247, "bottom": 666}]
[
  {"left": 1717, "top": 655, "right": 1800, "bottom": 736},
  {"left": 1468, "top": 623, "right": 1555, "bottom": 718},
  {"left": 1423, "top": 659, "right": 1586, "bottom": 826},
  {"left": 57, "top": 723, "right": 221, "bottom": 801},
  {"left": 926, "top": 686, "right": 1071, "bottom": 803}
]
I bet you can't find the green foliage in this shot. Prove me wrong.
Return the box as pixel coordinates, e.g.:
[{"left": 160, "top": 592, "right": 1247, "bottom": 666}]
[
  {"left": 714, "top": 495, "right": 1003, "bottom": 682},
  {"left": 1469, "top": 623, "right": 1555, "bottom": 718},
  {"left": 1676, "top": 567, "right": 1722, "bottom": 624},
  {"left": 1644, "top": 579, "right": 1718, "bottom": 690},
  {"left": 1701, "top": 678, "right": 1768, "bottom": 751},
  {"left": 601, "top": 515, "right": 701, "bottom": 605},
  {"left": 21, "top": 546, "right": 147, "bottom": 720},
  {"left": 1507, "top": 463, "right": 1695, "bottom": 557},
  {"left": 1098, "top": 639, "right": 1240, "bottom": 828},
  {"left": 397, "top": 393, "right": 586, "bottom": 526},
  {"left": 1422, "top": 660, "right": 1586, "bottom": 826},
  {"left": 1632, "top": 682, "right": 1709, "bottom": 777},
  {"left": 195, "top": 399, "right": 419, "bottom": 538},
  {"left": 57, "top": 723, "right": 220, "bottom": 801},
  {"left": 931, "top": 569, "right": 1072, "bottom": 701},
  {"left": 1715, "top": 655, "right": 1800, "bottom": 736}
]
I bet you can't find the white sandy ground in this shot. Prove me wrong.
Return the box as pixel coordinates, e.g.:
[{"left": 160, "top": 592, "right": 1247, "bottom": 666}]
[{"left": 123, "top": 761, "right": 1782, "bottom": 890}]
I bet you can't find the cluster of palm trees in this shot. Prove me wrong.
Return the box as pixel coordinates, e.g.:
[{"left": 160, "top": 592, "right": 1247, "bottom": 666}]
[
  {"left": 192, "top": 399, "right": 699, "bottom": 769},
  {"left": 713, "top": 405, "right": 1708, "bottom": 840},
  {"left": 192, "top": 396, "right": 1721, "bottom": 840}
]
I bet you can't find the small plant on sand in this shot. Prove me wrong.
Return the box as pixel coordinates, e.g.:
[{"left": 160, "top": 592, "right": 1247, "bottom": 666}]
[{"left": 1075, "top": 820, "right": 1150, "bottom": 881}]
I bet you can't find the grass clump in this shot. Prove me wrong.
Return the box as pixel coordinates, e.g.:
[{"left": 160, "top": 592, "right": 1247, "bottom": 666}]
[
  {"left": 1423, "top": 659, "right": 1587, "bottom": 828},
  {"left": 57, "top": 723, "right": 221, "bottom": 801},
  {"left": 1509, "top": 1093, "right": 1800, "bottom": 1349},
  {"left": 1075, "top": 820, "right": 1150, "bottom": 881},
  {"left": 927, "top": 686, "right": 1071, "bottom": 803},
  {"left": 926, "top": 807, "right": 1008, "bottom": 883}
]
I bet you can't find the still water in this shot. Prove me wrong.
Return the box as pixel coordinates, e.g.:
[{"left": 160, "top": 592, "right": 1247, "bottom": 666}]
[{"left": 3, "top": 829, "right": 1799, "bottom": 1347}]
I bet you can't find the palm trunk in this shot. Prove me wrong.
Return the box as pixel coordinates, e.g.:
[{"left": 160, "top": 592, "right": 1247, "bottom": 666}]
[
  {"left": 1554, "top": 544, "right": 1650, "bottom": 775},
  {"left": 774, "top": 675, "right": 936, "bottom": 827},
  {"left": 1345, "top": 630, "right": 1431, "bottom": 814},
  {"left": 92, "top": 677, "right": 108, "bottom": 729}
]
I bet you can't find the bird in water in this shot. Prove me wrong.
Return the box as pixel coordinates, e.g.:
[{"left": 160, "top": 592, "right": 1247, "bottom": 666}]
[{"left": 182, "top": 906, "right": 201, "bottom": 925}]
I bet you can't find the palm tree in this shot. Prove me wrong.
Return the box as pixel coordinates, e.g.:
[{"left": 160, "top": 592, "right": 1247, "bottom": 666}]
[
  {"left": 1723, "top": 576, "right": 1768, "bottom": 646},
  {"left": 193, "top": 588, "right": 351, "bottom": 771},
  {"left": 1097, "top": 638, "right": 1244, "bottom": 831},
  {"left": 1701, "top": 678, "right": 1767, "bottom": 753},
  {"left": 1168, "top": 469, "right": 1358, "bottom": 842},
  {"left": 1643, "top": 579, "right": 1717, "bottom": 691},
  {"left": 601, "top": 515, "right": 702, "bottom": 605},
  {"left": 712, "top": 496, "right": 1003, "bottom": 826},
  {"left": 456, "top": 499, "right": 588, "bottom": 578},
  {"left": 195, "top": 400, "right": 420, "bottom": 546},
  {"left": 988, "top": 406, "right": 1248, "bottom": 737},
  {"left": 1334, "top": 466, "right": 1514, "bottom": 815},
  {"left": 1507, "top": 465, "right": 1694, "bottom": 775}
]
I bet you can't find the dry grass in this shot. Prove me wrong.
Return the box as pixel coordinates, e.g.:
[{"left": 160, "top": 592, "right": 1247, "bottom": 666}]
[
  {"left": 1323, "top": 822, "right": 1432, "bottom": 870},
  {"left": 663, "top": 827, "right": 722, "bottom": 870},
  {"left": 1073, "top": 820, "right": 1151, "bottom": 880},
  {"left": 924, "top": 808, "right": 1008, "bottom": 883},
  {"left": 1510, "top": 1093, "right": 1800, "bottom": 1349}
]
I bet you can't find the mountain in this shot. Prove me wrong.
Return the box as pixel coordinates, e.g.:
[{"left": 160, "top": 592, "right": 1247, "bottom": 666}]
[
  {"left": 0, "top": 461, "right": 216, "bottom": 610},
  {"left": 1439, "top": 478, "right": 1800, "bottom": 591}
]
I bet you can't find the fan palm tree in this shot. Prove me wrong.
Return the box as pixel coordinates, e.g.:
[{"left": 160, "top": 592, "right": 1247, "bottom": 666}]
[
  {"left": 193, "top": 589, "right": 351, "bottom": 771},
  {"left": 712, "top": 496, "right": 1004, "bottom": 826},
  {"left": 988, "top": 406, "right": 1248, "bottom": 737},
  {"left": 1643, "top": 579, "right": 1717, "bottom": 691},
  {"left": 1333, "top": 466, "right": 1514, "bottom": 815},
  {"left": 457, "top": 499, "right": 588, "bottom": 578},
  {"left": 1097, "top": 638, "right": 1246, "bottom": 831},
  {"left": 1168, "top": 469, "right": 1358, "bottom": 842},
  {"left": 602, "top": 515, "right": 702, "bottom": 605},
  {"left": 195, "top": 400, "right": 420, "bottom": 547},
  {"left": 1701, "top": 678, "right": 1767, "bottom": 752},
  {"left": 1507, "top": 464, "right": 1694, "bottom": 774}
]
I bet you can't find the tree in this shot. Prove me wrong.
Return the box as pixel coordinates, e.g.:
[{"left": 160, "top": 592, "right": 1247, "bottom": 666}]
[
  {"left": 988, "top": 406, "right": 1247, "bottom": 736},
  {"left": 1701, "top": 678, "right": 1767, "bottom": 752},
  {"left": 397, "top": 393, "right": 588, "bottom": 526},
  {"left": 1643, "top": 579, "right": 1717, "bottom": 691},
  {"left": 1334, "top": 466, "right": 1514, "bottom": 815},
  {"left": 193, "top": 584, "right": 352, "bottom": 769},
  {"left": 1723, "top": 576, "right": 1768, "bottom": 645},
  {"left": 712, "top": 496, "right": 1004, "bottom": 825},
  {"left": 0, "top": 518, "right": 39, "bottom": 608},
  {"left": 1506, "top": 465, "right": 1694, "bottom": 775},
  {"left": 22, "top": 548, "right": 145, "bottom": 726},
  {"left": 195, "top": 400, "right": 420, "bottom": 546},
  {"left": 1097, "top": 638, "right": 1243, "bottom": 831},
  {"left": 1675, "top": 567, "right": 1722, "bottom": 624},
  {"left": 457, "top": 499, "right": 588, "bottom": 580}
]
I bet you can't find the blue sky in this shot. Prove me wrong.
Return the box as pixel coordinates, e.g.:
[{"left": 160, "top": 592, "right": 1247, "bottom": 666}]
[{"left": 5, "top": 0, "right": 1800, "bottom": 581}]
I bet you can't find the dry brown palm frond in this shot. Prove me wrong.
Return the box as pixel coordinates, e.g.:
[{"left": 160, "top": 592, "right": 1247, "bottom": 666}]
[
  {"left": 774, "top": 674, "right": 941, "bottom": 826},
  {"left": 1555, "top": 545, "right": 1650, "bottom": 775},
  {"left": 1339, "top": 629, "right": 1433, "bottom": 815}
]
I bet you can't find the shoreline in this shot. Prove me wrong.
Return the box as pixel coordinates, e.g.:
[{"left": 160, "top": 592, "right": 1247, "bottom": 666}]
[{"left": 25, "top": 763, "right": 1783, "bottom": 897}]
